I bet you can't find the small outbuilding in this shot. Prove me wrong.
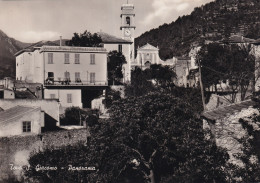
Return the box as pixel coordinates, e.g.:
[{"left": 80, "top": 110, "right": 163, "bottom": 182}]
[{"left": 0, "top": 105, "right": 44, "bottom": 137}]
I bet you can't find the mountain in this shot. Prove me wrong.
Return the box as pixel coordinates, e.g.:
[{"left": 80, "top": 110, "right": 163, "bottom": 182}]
[
  {"left": 0, "top": 30, "right": 69, "bottom": 80},
  {"left": 0, "top": 30, "right": 32, "bottom": 79},
  {"left": 135, "top": 0, "right": 260, "bottom": 60}
]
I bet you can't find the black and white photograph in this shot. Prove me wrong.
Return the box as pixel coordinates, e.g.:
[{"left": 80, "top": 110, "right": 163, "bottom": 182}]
[{"left": 0, "top": 0, "right": 260, "bottom": 182}]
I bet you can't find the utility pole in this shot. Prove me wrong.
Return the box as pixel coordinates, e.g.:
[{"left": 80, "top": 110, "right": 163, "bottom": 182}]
[{"left": 198, "top": 60, "right": 206, "bottom": 111}]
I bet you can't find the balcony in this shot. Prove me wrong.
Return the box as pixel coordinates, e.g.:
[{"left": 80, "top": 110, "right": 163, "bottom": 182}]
[{"left": 44, "top": 78, "right": 108, "bottom": 88}]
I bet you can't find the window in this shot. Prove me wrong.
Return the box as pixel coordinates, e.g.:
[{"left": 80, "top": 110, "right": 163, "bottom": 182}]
[
  {"left": 48, "top": 53, "right": 53, "bottom": 64},
  {"left": 64, "top": 53, "right": 70, "bottom": 64},
  {"left": 50, "top": 94, "right": 56, "bottom": 99},
  {"left": 64, "top": 71, "right": 70, "bottom": 79},
  {"left": 67, "top": 94, "right": 72, "bottom": 103},
  {"left": 75, "top": 72, "right": 81, "bottom": 82},
  {"left": 48, "top": 72, "right": 54, "bottom": 78},
  {"left": 90, "top": 72, "right": 95, "bottom": 83},
  {"left": 75, "top": 54, "right": 80, "bottom": 64},
  {"left": 118, "top": 45, "right": 122, "bottom": 53},
  {"left": 22, "top": 121, "right": 31, "bottom": 133},
  {"left": 90, "top": 54, "right": 95, "bottom": 65},
  {"left": 126, "top": 16, "right": 130, "bottom": 25}
]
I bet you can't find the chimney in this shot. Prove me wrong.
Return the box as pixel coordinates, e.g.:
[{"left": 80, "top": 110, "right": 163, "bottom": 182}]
[{"left": 60, "top": 36, "right": 62, "bottom": 46}]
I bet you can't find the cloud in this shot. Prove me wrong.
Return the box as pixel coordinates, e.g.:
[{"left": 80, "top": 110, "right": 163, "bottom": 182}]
[
  {"left": 142, "top": 0, "right": 204, "bottom": 25},
  {"left": 176, "top": 3, "right": 189, "bottom": 11},
  {"left": 19, "top": 31, "right": 60, "bottom": 42}
]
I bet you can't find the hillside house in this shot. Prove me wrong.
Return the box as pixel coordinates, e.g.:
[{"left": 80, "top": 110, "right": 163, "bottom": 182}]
[{"left": 15, "top": 44, "right": 108, "bottom": 109}]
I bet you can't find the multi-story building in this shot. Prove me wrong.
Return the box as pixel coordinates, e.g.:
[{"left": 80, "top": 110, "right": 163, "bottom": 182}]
[{"left": 15, "top": 44, "right": 108, "bottom": 110}]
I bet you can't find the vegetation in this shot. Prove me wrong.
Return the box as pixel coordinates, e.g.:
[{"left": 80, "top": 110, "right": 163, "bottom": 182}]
[
  {"left": 233, "top": 100, "right": 260, "bottom": 182},
  {"left": 66, "top": 30, "right": 102, "bottom": 47},
  {"left": 24, "top": 91, "right": 227, "bottom": 183},
  {"left": 197, "top": 43, "right": 256, "bottom": 103},
  {"left": 125, "top": 64, "right": 176, "bottom": 97},
  {"left": 60, "top": 107, "right": 98, "bottom": 126},
  {"left": 107, "top": 50, "right": 127, "bottom": 85},
  {"left": 135, "top": 0, "right": 260, "bottom": 60}
]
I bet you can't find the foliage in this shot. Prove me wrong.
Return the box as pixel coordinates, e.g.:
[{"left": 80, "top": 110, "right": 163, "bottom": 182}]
[
  {"left": 105, "top": 87, "right": 122, "bottom": 108},
  {"left": 25, "top": 92, "right": 229, "bottom": 183},
  {"left": 233, "top": 100, "right": 260, "bottom": 182},
  {"left": 66, "top": 30, "right": 102, "bottom": 47},
  {"left": 135, "top": 0, "right": 260, "bottom": 59},
  {"left": 60, "top": 107, "right": 90, "bottom": 126},
  {"left": 145, "top": 64, "right": 176, "bottom": 88},
  {"left": 24, "top": 143, "right": 93, "bottom": 183},
  {"left": 125, "top": 67, "right": 156, "bottom": 97},
  {"left": 107, "top": 50, "right": 127, "bottom": 85},
  {"left": 197, "top": 43, "right": 256, "bottom": 103},
  {"left": 125, "top": 64, "right": 176, "bottom": 97}
]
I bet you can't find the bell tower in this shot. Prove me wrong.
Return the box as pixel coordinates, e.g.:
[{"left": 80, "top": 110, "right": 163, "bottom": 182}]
[
  {"left": 120, "top": 3, "right": 135, "bottom": 41},
  {"left": 120, "top": 2, "right": 135, "bottom": 62}
]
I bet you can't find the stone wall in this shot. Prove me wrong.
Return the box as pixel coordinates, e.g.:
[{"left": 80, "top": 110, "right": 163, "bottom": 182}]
[
  {"left": 0, "top": 128, "right": 89, "bottom": 182},
  {"left": 204, "top": 107, "right": 260, "bottom": 165}
]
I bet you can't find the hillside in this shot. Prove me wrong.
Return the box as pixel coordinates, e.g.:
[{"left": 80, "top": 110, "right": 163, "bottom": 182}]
[
  {"left": 0, "top": 30, "right": 69, "bottom": 80},
  {"left": 135, "top": 0, "right": 260, "bottom": 60},
  {"left": 0, "top": 30, "right": 31, "bottom": 79}
]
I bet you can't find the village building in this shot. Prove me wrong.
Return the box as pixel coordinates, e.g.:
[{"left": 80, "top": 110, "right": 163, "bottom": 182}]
[
  {"left": 15, "top": 44, "right": 108, "bottom": 110},
  {"left": 0, "top": 106, "right": 43, "bottom": 137}
]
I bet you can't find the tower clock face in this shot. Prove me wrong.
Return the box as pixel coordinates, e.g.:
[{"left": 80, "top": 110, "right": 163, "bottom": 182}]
[{"left": 125, "top": 29, "right": 131, "bottom": 37}]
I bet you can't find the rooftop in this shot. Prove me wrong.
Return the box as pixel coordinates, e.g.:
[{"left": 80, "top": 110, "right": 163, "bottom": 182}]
[
  {"left": 39, "top": 45, "right": 107, "bottom": 53},
  {"left": 0, "top": 105, "right": 40, "bottom": 124},
  {"left": 202, "top": 100, "right": 256, "bottom": 121},
  {"left": 138, "top": 43, "right": 159, "bottom": 51}
]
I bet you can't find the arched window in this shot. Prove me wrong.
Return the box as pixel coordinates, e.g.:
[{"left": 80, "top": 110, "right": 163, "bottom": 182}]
[{"left": 126, "top": 16, "right": 130, "bottom": 25}]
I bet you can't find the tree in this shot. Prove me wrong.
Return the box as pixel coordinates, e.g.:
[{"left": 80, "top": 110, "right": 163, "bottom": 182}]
[
  {"left": 24, "top": 92, "right": 229, "bottom": 183},
  {"left": 60, "top": 107, "right": 94, "bottom": 126},
  {"left": 197, "top": 43, "right": 256, "bottom": 103},
  {"left": 66, "top": 30, "right": 102, "bottom": 47},
  {"left": 146, "top": 64, "right": 176, "bottom": 89},
  {"left": 125, "top": 67, "right": 155, "bottom": 97},
  {"left": 107, "top": 50, "right": 127, "bottom": 85}
]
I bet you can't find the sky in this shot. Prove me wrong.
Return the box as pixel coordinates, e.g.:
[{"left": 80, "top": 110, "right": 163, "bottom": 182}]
[{"left": 0, "top": 0, "right": 213, "bottom": 43}]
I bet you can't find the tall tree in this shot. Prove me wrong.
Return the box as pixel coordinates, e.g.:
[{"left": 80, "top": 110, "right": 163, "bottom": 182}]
[
  {"left": 146, "top": 64, "right": 176, "bottom": 89},
  {"left": 197, "top": 43, "right": 256, "bottom": 103},
  {"left": 107, "top": 50, "right": 127, "bottom": 85},
  {"left": 125, "top": 67, "right": 155, "bottom": 97},
  {"left": 24, "top": 92, "right": 229, "bottom": 183},
  {"left": 66, "top": 30, "right": 102, "bottom": 47}
]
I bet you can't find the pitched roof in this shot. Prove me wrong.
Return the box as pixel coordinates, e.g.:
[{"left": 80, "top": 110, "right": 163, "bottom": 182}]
[
  {"left": 0, "top": 105, "right": 40, "bottom": 124},
  {"left": 14, "top": 90, "right": 37, "bottom": 99},
  {"left": 138, "top": 43, "right": 159, "bottom": 50},
  {"left": 14, "top": 40, "right": 60, "bottom": 56},
  {"left": 97, "top": 32, "right": 132, "bottom": 44},
  {"left": 202, "top": 100, "right": 256, "bottom": 121}
]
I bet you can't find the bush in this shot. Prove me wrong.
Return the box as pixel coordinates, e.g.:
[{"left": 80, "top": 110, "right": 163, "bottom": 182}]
[{"left": 60, "top": 107, "right": 90, "bottom": 126}]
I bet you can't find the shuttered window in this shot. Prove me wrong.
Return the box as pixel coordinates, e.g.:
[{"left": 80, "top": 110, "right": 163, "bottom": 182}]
[
  {"left": 90, "top": 54, "right": 95, "bottom": 64},
  {"left": 75, "top": 54, "right": 80, "bottom": 64},
  {"left": 90, "top": 72, "right": 95, "bottom": 83},
  {"left": 64, "top": 53, "right": 70, "bottom": 64},
  {"left": 67, "top": 94, "right": 72, "bottom": 103},
  {"left": 48, "top": 53, "right": 53, "bottom": 64}
]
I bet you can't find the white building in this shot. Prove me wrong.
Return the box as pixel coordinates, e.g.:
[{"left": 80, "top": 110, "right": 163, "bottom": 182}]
[
  {"left": 15, "top": 45, "right": 108, "bottom": 110},
  {"left": 98, "top": 32, "right": 132, "bottom": 83}
]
